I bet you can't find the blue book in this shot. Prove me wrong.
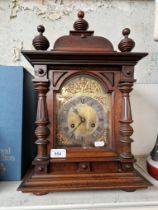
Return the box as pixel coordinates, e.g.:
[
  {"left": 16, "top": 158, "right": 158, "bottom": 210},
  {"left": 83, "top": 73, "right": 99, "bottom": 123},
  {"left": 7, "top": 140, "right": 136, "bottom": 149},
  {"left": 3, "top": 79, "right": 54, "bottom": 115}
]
[{"left": 0, "top": 66, "right": 36, "bottom": 181}]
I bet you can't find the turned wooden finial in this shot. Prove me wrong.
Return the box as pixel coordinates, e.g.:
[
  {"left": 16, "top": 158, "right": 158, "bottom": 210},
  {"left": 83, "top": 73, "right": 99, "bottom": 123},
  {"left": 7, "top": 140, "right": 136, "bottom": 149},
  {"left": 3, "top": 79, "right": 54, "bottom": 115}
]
[
  {"left": 73, "top": 11, "right": 89, "bottom": 31},
  {"left": 118, "top": 28, "right": 135, "bottom": 52},
  {"left": 32, "top": 25, "right": 50, "bottom": 50}
]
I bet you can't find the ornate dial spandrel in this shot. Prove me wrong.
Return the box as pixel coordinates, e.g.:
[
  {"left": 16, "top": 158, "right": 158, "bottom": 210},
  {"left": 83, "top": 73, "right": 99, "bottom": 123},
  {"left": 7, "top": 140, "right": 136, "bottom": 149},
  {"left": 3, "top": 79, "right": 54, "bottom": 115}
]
[{"left": 55, "top": 75, "right": 111, "bottom": 148}]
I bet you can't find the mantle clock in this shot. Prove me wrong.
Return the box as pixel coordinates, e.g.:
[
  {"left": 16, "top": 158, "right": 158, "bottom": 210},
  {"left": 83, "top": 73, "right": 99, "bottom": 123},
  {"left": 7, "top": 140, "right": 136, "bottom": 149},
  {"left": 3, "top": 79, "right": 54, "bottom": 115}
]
[{"left": 18, "top": 11, "right": 151, "bottom": 195}]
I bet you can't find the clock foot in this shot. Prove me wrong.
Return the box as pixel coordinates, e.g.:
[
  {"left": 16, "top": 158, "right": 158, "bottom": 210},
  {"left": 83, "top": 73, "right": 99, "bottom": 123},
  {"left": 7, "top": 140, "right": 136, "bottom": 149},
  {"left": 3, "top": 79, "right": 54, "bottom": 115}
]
[
  {"left": 122, "top": 189, "right": 136, "bottom": 192},
  {"left": 33, "top": 192, "right": 48, "bottom": 196}
]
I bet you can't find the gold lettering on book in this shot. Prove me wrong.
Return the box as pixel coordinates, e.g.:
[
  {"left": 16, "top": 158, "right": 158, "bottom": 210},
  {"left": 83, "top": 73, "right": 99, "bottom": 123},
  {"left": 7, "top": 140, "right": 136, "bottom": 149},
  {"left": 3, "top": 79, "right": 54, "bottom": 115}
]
[{"left": 0, "top": 147, "right": 15, "bottom": 161}]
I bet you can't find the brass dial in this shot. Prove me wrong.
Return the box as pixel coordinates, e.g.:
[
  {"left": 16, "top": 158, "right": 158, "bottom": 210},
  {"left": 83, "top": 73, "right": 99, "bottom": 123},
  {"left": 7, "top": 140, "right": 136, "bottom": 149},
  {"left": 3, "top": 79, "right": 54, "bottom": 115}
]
[{"left": 58, "top": 96, "right": 107, "bottom": 147}]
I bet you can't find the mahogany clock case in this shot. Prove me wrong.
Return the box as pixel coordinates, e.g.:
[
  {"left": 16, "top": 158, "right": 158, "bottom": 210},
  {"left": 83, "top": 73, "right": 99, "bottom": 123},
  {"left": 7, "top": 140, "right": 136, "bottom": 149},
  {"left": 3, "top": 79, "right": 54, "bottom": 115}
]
[{"left": 18, "top": 11, "right": 151, "bottom": 195}]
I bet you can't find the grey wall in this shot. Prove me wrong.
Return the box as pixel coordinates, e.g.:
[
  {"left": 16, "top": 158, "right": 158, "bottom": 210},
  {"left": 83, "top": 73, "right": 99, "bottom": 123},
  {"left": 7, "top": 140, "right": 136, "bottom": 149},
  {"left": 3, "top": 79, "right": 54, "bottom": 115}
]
[{"left": 0, "top": 0, "right": 157, "bottom": 83}]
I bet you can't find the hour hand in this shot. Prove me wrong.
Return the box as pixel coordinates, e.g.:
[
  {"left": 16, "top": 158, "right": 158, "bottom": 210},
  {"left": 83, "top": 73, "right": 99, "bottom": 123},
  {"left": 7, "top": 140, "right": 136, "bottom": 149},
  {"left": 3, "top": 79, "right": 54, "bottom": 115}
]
[
  {"left": 73, "top": 108, "right": 82, "bottom": 119},
  {"left": 71, "top": 113, "right": 86, "bottom": 132},
  {"left": 73, "top": 108, "right": 80, "bottom": 115}
]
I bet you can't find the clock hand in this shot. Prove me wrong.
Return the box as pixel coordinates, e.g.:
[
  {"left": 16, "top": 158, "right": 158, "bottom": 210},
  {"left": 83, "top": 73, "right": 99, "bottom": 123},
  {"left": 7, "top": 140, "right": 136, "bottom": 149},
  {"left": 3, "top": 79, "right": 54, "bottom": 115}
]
[
  {"left": 72, "top": 121, "right": 83, "bottom": 132},
  {"left": 72, "top": 116, "right": 86, "bottom": 132},
  {"left": 73, "top": 108, "right": 83, "bottom": 120}
]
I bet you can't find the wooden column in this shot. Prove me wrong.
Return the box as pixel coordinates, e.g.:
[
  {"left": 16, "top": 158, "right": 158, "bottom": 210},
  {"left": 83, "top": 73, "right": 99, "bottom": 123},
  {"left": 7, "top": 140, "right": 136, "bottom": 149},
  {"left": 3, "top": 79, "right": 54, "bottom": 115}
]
[
  {"left": 119, "top": 81, "right": 134, "bottom": 171},
  {"left": 34, "top": 81, "right": 50, "bottom": 161}
]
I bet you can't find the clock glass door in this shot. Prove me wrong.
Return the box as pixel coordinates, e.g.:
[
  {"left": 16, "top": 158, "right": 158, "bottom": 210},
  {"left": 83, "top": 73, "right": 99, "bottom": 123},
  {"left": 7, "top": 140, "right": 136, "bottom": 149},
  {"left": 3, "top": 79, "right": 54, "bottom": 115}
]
[{"left": 55, "top": 75, "right": 111, "bottom": 148}]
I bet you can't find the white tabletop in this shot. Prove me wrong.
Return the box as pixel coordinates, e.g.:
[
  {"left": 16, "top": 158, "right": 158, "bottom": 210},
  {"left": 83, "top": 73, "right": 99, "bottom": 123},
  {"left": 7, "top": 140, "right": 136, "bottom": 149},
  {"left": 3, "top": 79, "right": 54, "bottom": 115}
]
[{"left": 0, "top": 156, "right": 158, "bottom": 210}]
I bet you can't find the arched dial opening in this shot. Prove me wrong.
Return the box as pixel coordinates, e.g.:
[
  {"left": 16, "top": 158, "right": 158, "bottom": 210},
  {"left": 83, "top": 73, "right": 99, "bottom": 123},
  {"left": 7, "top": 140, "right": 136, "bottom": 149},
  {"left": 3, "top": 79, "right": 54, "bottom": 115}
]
[{"left": 55, "top": 75, "right": 111, "bottom": 148}]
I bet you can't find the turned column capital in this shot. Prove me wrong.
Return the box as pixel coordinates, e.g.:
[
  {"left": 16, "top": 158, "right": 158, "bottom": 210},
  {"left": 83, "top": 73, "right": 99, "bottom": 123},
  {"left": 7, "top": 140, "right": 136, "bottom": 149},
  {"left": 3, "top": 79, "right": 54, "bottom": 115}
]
[
  {"left": 118, "top": 81, "right": 133, "bottom": 93},
  {"left": 33, "top": 81, "right": 50, "bottom": 93}
]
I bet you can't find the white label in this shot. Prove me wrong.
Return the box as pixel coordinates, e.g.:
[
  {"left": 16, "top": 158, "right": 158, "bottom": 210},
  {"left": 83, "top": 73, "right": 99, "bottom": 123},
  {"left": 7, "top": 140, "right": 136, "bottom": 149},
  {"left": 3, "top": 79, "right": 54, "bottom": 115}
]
[
  {"left": 94, "top": 141, "right": 105, "bottom": 147},
  {"left": 50, "top": 149, "right": 66, "bottom": 158}
]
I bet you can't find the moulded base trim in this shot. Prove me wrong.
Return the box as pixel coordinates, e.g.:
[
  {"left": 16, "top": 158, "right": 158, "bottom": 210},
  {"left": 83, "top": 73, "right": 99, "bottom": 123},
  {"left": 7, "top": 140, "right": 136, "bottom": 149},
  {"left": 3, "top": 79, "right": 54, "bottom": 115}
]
[{"left": 17, "top": 167, "right": 151, "bottom": 195}]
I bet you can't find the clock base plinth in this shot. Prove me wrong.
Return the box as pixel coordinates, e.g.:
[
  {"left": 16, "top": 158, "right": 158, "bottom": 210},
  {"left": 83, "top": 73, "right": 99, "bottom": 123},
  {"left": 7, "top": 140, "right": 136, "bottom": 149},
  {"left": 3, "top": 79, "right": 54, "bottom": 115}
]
[{"left": 17, "top": 167, "right": 151, "bottom": 195}]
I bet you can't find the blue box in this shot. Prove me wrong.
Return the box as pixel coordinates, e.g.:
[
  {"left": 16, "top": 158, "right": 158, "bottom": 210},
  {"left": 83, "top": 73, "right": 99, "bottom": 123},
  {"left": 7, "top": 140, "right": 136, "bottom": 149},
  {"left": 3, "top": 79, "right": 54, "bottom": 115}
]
[{"left": 0, "top": 66, "right": 36, "bottom": 181}]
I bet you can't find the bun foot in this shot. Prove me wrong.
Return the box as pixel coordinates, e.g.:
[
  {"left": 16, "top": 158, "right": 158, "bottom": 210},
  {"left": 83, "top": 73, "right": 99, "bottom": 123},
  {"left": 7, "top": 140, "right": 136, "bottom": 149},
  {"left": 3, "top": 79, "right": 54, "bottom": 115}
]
[
  {"left": 33, "top": 192, "right": 48, "bottom": 196},
  {"left": 122, "top": 189, "right": 136, "bottom": 192}
]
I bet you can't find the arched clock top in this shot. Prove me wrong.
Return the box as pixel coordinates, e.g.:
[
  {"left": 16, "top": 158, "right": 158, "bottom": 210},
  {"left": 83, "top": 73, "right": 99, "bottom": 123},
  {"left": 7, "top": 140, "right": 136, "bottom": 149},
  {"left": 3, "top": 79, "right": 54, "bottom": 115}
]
[
  {"left": 53, "top": 11, "right": 114, "bottom": 52},
  {"left": 51, "top": 71, "right": 114, "bottom": 93}
]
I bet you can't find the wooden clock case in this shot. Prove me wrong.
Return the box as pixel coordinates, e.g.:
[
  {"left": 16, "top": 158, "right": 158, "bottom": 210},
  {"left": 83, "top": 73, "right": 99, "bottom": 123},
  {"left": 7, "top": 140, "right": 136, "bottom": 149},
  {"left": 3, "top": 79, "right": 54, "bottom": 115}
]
[{"left": 18, "top": 11, "right": 151, "bottom": 195}]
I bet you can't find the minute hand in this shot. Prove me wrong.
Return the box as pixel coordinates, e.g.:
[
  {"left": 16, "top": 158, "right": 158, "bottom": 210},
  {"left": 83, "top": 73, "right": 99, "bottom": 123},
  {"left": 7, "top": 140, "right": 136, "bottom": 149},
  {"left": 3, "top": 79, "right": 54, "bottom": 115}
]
[
  {"left": 72, "top": 116, "right": 86, "bottom": 132},
  {"left": 72, "top": 121, "right": 83, "bottom": 132}
]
